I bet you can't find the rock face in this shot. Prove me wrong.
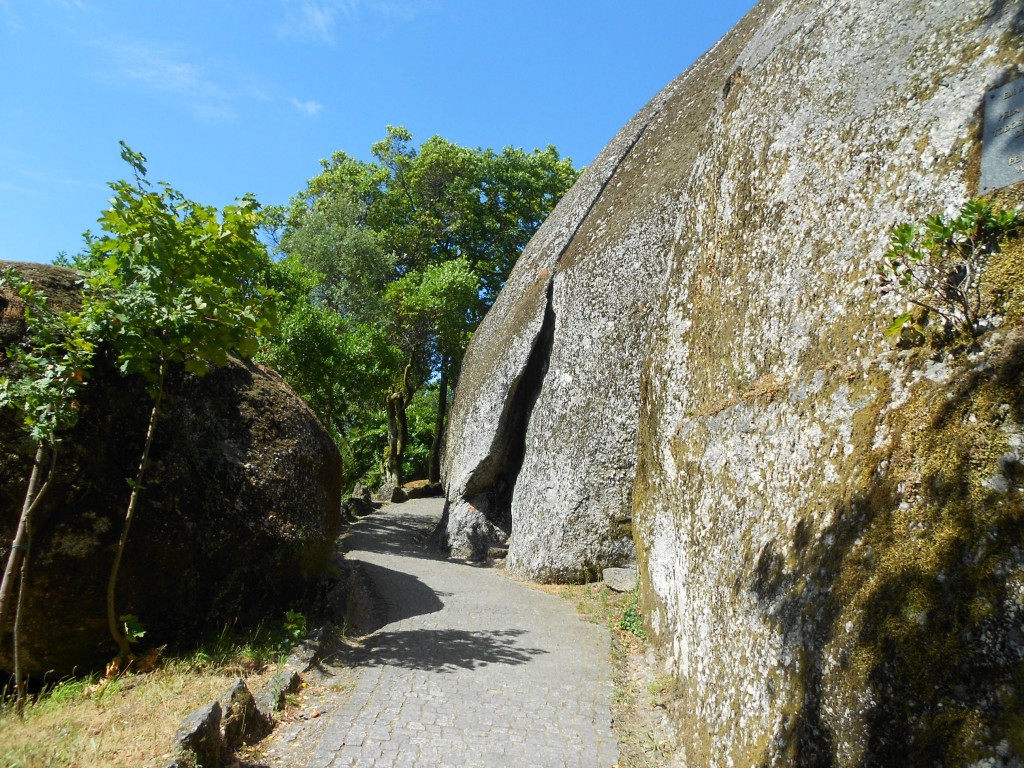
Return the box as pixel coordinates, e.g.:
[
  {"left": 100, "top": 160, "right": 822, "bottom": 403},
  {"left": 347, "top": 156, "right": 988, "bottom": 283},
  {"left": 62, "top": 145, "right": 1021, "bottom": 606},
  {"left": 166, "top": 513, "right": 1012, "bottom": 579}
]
[
  {"left": 0, "top": 262, "right": 342, "bottom": 676},
  {"left": 443, "top": 0, "right": 1024, "bottom": 764},
  {"left": 437, "top": 64, "right": 676, "bottom": 577}
]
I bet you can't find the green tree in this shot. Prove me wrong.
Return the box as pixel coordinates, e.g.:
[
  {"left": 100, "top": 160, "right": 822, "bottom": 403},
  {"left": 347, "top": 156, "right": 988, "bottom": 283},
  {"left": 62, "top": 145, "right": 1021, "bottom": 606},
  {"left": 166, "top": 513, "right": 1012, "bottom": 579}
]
[
  {"left": 74, "top": 143, "right": 276, "bottom": 661},
  {"left": 257, "top": 255, "right": 400, "bottom": 489},
  {"left": 258, "top": 191, "right": 401, "bottom": 490},
  {"left": 307, "top": 126, "right": 579, "bottom": 312},
  {"left": 277, "top": 127, "right": 579, "bottom": 489},
  {"left": 0, "top": 268, "right": 98, "bottom": 709},
  {"left": 379, "top": 258, "right": 478, "bottom": 488},
  {"left": 276, "top": 192, "right": 394, "bottom": 318}
]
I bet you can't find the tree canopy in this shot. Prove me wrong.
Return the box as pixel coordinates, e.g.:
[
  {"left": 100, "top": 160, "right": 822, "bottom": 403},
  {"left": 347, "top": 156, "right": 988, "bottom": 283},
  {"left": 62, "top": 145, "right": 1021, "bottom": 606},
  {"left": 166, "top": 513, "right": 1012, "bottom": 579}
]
[
  {"left": 3, "top": 142, "right": 280, "bottom": 671},
  {"left": 262, "top": 126, "right": 580, "bottom": 491}
]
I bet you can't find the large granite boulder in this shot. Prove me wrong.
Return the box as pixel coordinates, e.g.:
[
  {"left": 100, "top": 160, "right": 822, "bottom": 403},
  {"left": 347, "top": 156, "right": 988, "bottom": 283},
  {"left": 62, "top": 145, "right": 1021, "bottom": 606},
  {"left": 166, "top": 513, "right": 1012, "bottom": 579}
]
[
  {"left": 0, "top": 262, "right": 342, "bottom": 676},
  {"left": 436, "top": 76, "right": 674, "bottom": 577},
  {"left": 443, "top": 0, "right": 1024, "bottom": 763}
]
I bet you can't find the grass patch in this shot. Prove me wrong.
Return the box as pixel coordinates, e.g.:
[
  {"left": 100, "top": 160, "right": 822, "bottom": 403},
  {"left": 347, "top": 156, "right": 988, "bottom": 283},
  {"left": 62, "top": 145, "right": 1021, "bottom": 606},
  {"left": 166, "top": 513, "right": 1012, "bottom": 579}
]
[
  {"left": 551, "top": 582, "right": 649, "bottom": 653},
  {"left": 0, "top": 617, "right": 301, "bottom": 768}
]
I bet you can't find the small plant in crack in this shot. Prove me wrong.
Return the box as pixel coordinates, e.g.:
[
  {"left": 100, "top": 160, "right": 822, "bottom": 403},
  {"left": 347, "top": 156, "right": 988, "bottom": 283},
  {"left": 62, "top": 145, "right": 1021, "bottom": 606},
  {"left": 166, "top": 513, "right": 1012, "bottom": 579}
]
[
  {"left": 878, "top": 199, "right": 1024, "bottom": 343},
  {"left": 618, "top": 587, "right": 646, "bottom": 640}
]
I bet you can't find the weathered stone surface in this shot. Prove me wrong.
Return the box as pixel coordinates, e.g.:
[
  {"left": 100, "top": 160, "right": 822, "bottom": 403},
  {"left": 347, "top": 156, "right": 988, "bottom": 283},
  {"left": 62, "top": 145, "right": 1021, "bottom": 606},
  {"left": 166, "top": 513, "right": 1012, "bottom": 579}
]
[
  {"left": 602, "top": 567, "right": 637, "bottom": 593},
  {"left": 443, "top": 0, "right": 1024, "bottom": 763},
  {"left": 439, "top": 65, "right": 677, "bottom": 573},
  {"left": 221, "top": 677, "right": 272, "bottom": 750},
  {"left": 173, "top": 702, "right": 222, "bottom": 768},
  {"left": 351, "top": 483, "right": 372, "bottom": 503},
  {"left": 981, "top": 77, "right": 1024, "bottom": 194},
  {"left": 255, "top": 668, "right": 301, "bottom": 717},
  {"left": 403, "top": 479, "right": 442, "bottom": 500},
  {"left": 343, "top": 495, "right": 374, "bottom": 519},
  {"left": 487, "top": 545, "right": 509, "bottom": 561},
  {"left": 0, "top": 262, "right": 343, "bottom": 676},
  {"left": 339, "top": 559, "right": 389, "bottom": 635}
]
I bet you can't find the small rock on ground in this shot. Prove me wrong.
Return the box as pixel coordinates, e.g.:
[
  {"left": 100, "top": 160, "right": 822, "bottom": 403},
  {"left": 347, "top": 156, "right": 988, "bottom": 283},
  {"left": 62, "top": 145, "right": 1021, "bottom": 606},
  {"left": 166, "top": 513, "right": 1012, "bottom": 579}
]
[{"left": 603, "top": 567, "right": 638, "bottom": 593}]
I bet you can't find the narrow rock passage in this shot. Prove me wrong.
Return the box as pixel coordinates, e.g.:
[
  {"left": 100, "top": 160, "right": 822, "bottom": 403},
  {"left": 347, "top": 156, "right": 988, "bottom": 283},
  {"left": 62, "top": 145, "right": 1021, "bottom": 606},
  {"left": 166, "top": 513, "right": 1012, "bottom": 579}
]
[{"left": 260, "top": 497, "right": 619, "bottom": 768}]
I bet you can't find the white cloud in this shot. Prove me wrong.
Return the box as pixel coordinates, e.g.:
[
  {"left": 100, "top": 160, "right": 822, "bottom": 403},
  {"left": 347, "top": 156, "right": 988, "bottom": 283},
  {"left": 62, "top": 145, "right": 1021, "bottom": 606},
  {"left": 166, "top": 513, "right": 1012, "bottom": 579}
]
[
  {"left": 21, "top": 169, "right": 104, "bottom": 190},
  {"left": 369, "top": 1, "right": 422, "bottom": 22},
  {"left": 291, "top": 97, "right": 323, "bottom": 117},
  {"left": 0, "top": 168, "right": 103, "bottom": 198},
  {"left": 279, "top": 0, "right": 350, "bottom": 44},
  {"left": 0, "top": 180, "right": 36, "bottom": 195},
  {"left": 278, "top": 0, "right": 425, "bottom": 44},
  {"left": 91, "top": 32, "right": 348, "bottom": 122},
  {"left": 94, "top": 40, "right": 236, "bottom": 119},
  {"left": 2, "top": 0, "right": 89, "bottom": 31},
  {"left": 0, "top": 0, "right": 22, "bottom": 32}
]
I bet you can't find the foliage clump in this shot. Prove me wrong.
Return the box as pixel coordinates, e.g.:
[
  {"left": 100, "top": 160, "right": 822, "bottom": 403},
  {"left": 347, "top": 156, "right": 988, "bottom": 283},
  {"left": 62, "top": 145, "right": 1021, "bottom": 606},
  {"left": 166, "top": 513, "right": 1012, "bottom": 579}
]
[
  {"left": 2, "top": 142, "right": 279, "bottom": 678},
  {"left": 618, "top": 587, "right": 647, "bottom": 640},
  {"left": 878, "top": 199, "right": 1024, "bottom": 342},
  {"left": 69, "top": 143, "right": 278, "bottom": 664},
  {"left": 260, "top": 126, "right": 579, "bottom": 491},
  {"left": 0, "top": 267, "right": 100, "bottom": 712}
]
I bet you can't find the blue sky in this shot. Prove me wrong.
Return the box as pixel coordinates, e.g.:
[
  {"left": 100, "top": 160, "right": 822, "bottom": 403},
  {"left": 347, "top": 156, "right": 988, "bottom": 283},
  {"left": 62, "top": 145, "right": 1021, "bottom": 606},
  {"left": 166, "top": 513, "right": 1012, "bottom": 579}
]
[{"left": 1, "top": 0, "right": 756, "bottom": 264}]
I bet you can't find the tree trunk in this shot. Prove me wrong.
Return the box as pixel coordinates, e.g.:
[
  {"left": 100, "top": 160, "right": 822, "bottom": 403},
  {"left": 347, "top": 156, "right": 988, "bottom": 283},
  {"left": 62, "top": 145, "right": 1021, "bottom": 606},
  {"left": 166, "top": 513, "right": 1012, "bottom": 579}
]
[
  {"left": 428, "top": 356, "right": 448, "bottom": 485},
  {"left": 384, "top": 391, "right": 407, "bottom": 490},
  {"left": 106, "top": 358, "right": 166, "bottom": 661},
  {"left": 12, "top": 540, "right": 30, "bottom": 715},
  {"left": 0, "top": 444, "right": 55, "bottom": 636},
  {"left": 383, "top": 359, "right": 416, "bottom": 493}
]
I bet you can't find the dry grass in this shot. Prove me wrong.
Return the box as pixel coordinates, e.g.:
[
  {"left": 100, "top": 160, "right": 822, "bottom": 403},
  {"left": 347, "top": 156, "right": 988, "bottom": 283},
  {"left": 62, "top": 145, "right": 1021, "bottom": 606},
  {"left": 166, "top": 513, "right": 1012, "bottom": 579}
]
[
  {"left": 0, "top": 669, "right": 273, "bottom": 767},
  {"left": 0, "top": 632, "right": 287, "bottom": 768}
]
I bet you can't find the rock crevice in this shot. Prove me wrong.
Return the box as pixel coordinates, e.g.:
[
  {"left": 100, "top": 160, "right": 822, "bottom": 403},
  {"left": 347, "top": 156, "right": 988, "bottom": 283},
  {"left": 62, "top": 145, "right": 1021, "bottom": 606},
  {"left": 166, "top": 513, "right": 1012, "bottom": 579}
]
[
  {"left": 440, "top": 87, "right": 670, "bottom": 573},
  {"left": 436, "top": 279, "right": 557, "bottom": 561}
]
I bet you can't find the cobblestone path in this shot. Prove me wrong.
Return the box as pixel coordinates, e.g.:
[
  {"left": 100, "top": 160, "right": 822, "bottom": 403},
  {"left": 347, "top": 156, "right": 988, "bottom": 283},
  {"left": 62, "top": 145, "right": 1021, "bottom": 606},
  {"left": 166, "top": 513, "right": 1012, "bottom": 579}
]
[{"left": 260, "top": 496, "right": 619, "bottom": 768}]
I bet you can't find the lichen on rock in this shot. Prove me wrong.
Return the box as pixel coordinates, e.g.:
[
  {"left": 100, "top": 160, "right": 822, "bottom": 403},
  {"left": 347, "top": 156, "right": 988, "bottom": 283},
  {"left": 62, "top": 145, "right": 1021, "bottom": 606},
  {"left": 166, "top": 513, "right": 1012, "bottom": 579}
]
[{"left": 443, "top": 0, "right": 1024, "bottom": 762}]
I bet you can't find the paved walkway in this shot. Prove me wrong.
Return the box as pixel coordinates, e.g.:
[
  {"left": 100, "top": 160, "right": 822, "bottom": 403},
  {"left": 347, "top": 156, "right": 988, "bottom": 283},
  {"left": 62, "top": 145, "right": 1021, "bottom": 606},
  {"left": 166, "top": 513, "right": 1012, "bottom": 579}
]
[{"left": 260, "top": 497, "right": 619, "bottom": 768}]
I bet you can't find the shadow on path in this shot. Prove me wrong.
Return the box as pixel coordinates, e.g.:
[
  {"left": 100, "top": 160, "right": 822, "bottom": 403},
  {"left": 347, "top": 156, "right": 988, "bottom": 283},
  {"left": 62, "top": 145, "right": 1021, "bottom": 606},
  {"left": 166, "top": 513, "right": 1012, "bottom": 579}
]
[
  {"left": 334, "top": 500, "right": 547, "bottom": 674},
  {"left": 344, "top": 507, "right": 445, "bottom": 561},
  {"left": 349, "top": 628, "right": 547, "bottom": 673},
  {"left": 357, "top": 561, "right": 446, "bottom": 624}
]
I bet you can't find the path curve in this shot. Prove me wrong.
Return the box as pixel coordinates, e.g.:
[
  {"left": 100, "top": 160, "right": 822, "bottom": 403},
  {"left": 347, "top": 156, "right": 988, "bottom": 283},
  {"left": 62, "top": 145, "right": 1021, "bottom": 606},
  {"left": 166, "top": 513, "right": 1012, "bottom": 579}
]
[{"left": 261, "top": 497, "right": 619, "bottom": 768}]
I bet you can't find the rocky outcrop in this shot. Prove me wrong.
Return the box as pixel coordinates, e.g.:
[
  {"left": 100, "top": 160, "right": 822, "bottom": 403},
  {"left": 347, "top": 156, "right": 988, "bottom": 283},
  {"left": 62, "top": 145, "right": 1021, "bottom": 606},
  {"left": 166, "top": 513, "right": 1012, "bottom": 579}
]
[
  {"left": 443, "top": 0, "right": 1024, "bottom": 763},
  {"left": 0, "top": 262, "right": 342, "bottom": 676},
  {"left": 437, "top": 70, "right": 676, "bottom": 577}
]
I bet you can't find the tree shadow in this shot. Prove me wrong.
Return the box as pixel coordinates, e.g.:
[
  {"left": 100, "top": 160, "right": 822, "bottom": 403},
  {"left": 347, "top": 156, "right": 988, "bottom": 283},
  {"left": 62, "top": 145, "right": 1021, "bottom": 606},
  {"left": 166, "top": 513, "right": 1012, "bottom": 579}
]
[
  {"left": 751, "top": 500, "right": 874, "bottom": 767},
  {"left": 344, "top": 506, "right": 447, "bottom": 562},
  {"left": 749, "top": 334, "right": 1024, "bottom": 766},
  {"left": 344, "top": 627, "right": 547, "bottom": 673},
  {"left": 355, "top": 560, "right": 445, "bottom": 625}
]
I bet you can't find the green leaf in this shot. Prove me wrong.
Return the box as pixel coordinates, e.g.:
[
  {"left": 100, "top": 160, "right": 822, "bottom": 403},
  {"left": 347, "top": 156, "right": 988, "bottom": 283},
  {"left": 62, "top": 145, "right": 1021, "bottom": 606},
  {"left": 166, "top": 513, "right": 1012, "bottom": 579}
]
[
  {"left": 120, "top": 614, "right": 147, "bottom": 643},
  {"left": 884, "top": 312, "right": 914, "bottom": 338},
  {"left": 184, "top": 359, "right": 211, "bottom": 376}
]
